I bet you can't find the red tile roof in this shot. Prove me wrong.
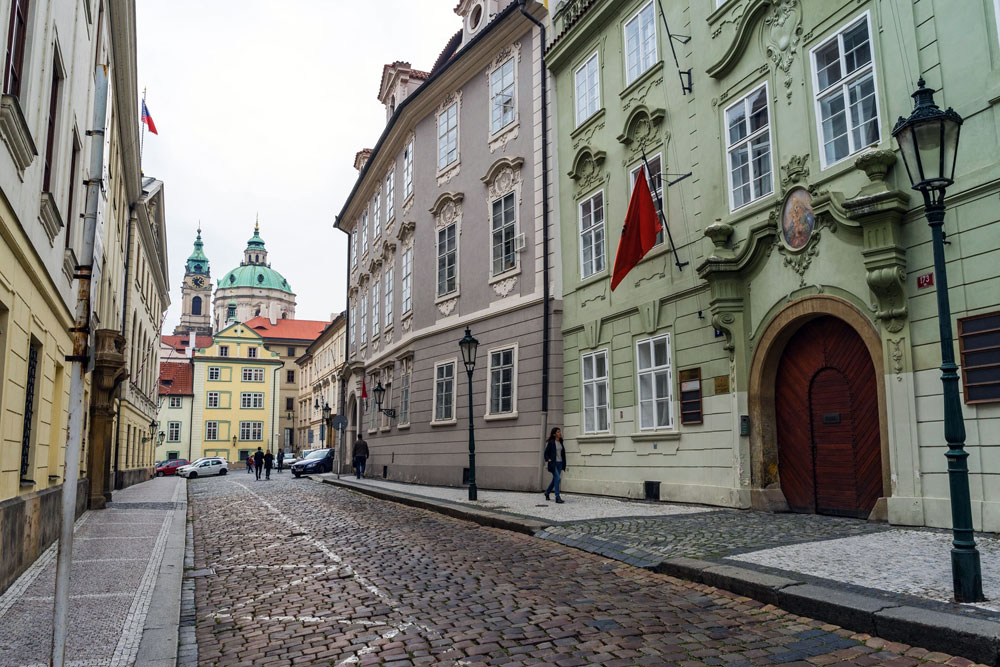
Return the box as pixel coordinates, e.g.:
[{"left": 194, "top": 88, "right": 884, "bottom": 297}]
[
  {"left": 162, "top": 334, "right": 214, "bottom": 352},
  {"left": 244, "top": 317, "right": 329, "bottom": 342},
  {"left": 159, "top": 361, "right": 194, "bottom": 396}
]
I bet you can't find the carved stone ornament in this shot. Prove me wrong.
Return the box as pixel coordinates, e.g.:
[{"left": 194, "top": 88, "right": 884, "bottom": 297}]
[
  {"left": 617, "top": 106, "right": 667, "bottom": 159},
  {"left": 568, "top": 147, "right": 607, "bottom": 196},
  {"left": 621, "top": 75, "right": 664, "bottom": 113},
  {"left": 580, "top": 284, "right": 607, "bottom": 308},
  {"left": 771, "top": 187, "right": 835, "bottom": 287},
  {"left": 483, "top": 156, "right": 524, "bottom": 200},
  {"left": 855, "top": 149, "right": 897, "bottom": 183},
  {"left": 429, "top": 192, "right": 464, "bottom": 229},
  {"left": 761, "top": 0, "right": 802, "bottom": 103},
  {"left": 712, "top": 311, "right": 737, "bottom": 357},
  {"left": 437, "top": 162, "right": 460, "bottom": 187},
  {"left": 867, "top": 266, "right": 907, "bottom": 333},
  {"left": 437, "top": 297, "right": 458, "bottom": 317},
  {"left": 381, "top": 240, "right": 396, "bottom": 261},
  {"left": 401, "top": 315, "right": 412, "bottom": 332},
  {"left": 571, "top": 117, "right": 605, "bottom": 151},
  {"left": 704, "top": 219, "right": 735, "bottom": 252},
  {"left": 780, "top": 154, "right": 809, "bottom": 190},
  {"left": 402, "top": 194, "right": 414, "bottom": 218},
  {"left": 492, "top": 276, "right": 518, "bottom": 298},
  {"left": 396, "top": 220, "right": 415, "bottom": 243},
  {"left": 889, "top": 337, "right": 904, "bottom": 380}
]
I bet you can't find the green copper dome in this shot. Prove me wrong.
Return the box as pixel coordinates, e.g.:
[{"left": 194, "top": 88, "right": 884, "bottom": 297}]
[
  {"left": 185, "top": 227, "right": 210, "bottom": 275},
  {"left": 247, "top": 222, "right": 265, "bottom": 248},
  {"left": 217, "top": 264, "right": 294, "bottom": 293}
]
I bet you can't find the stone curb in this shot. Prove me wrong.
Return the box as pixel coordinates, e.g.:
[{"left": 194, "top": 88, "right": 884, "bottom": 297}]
[
  {"left": 318, "top": 476, "right": 1000, "bottom": 666},
  {"left": 317, "top": 477, "right": 549, "bottom": 535}
]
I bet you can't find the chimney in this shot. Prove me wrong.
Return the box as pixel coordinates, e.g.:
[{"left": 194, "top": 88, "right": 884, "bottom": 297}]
[{"left": 354, "top": 149, "right": 373, "bottom": 171}]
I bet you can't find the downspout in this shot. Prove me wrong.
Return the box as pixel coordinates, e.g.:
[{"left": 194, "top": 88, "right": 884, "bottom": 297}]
[
  {"left": 335, "top": 215, "right": 350, "bottom": 470},
  {"left": 518, "top": 0, "right": 551, "bottom": 416},
  {"left": 112, "top": 206, "right": 136, "bottom": 487}
]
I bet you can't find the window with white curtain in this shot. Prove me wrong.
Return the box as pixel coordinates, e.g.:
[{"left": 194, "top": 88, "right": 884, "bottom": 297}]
[
  {"left": 581, "top": 350, "right": 609, "bottom": 433},
  {"left": 636, "top": 333, "right": 673, "bottom": 430},
  {"left": 725, "top": 85, "right": 773, "bottom": 209}
]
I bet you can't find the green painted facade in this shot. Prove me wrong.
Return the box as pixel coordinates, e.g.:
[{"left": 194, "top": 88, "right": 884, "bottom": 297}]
[{"left": 547, "top": 0, "right": 1000, "bottom": 530}]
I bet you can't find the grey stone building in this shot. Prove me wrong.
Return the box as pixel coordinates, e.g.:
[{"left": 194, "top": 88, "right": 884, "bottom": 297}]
[{"left": 335, "top": 0, "right": 561, "bottom": 491}]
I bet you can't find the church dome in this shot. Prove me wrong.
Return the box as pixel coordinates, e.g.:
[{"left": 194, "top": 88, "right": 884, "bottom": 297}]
[{"left": 217, "top": 264, "right": 293, "bottom": 293}]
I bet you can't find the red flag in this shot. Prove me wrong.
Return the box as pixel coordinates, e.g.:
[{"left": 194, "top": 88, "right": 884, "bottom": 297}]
[
  {"left": 610, "top": 166, "right": 662, "bottom": 291},
  {"left": 361, "top": 379, "right": 367, "bottom": 399},
  {"left": 141, "top": 100, "right": 158, "bottom": 135}
]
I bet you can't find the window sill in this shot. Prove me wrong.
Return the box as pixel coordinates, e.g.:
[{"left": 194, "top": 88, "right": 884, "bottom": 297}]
[
  {"left": 431, "top": 419, "right": 457, "bottom": 427},
  {"left": 484, "top": 411, "right": 518, "bottom": 422},
  {"left": 815, "top": 143, "right": 885, "bottom": 180},
  {"left": 620, "top": 61, "right": 664, "bottom": 101},
  {"left": 435, "top": 290, "right": 460, "bottom": 305},
  {"left": 630, "top": 430, "right": 680, "bottom": 442},
  {"left": 577, "top": 270, "right": 608, "bottom": 290},
  {"left": 725, "top": 193, "right": 778, "bottom": 224},
  {"left": 397, "top": 423, "right": 410, "bottom": 430},
  {"left": 0, "top": 94, "right": 37, "bottom": 174},
  {"left": 489, "top": 121, "right": 519, "bottom": 152},
  {"left": 577, "top": 432, "right": 615, "bottom": 443},
  {"left": 571, "top": 108, "right": 606, "bottom": 140},
  {"left": 437, "top": 161, "right": 461, "bottom": 186},
  {"left": 20, "top": 478, "right": 36, "bottom": 488},
  {"left": 489, "top": 266, "right": 521, "bottom": 284}
]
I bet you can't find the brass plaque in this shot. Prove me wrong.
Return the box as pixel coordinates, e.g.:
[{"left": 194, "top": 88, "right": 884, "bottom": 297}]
[
  {"left": 679, "top": 368, "right": 699, "bottom": 382},
  {"left": 714, "top": 375, "right": 730, "bottom": 395}
]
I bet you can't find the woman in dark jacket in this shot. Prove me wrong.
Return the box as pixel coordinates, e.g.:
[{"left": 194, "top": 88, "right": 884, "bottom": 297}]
[{"left": 543, "top": 427, "right": 566, "bottom": 503}]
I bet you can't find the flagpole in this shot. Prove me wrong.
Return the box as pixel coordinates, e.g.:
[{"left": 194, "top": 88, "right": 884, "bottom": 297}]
[
  {"left": 139, "top": 87, "right": 146, "bottom": 173},
  {"left": 641, "top": 148, "right": 688, "bottom": 270}
]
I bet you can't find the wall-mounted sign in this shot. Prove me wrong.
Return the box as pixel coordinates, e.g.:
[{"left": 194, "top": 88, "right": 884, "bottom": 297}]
[{"left": 917, "top": 272, "right": 934, "bottom": 289}]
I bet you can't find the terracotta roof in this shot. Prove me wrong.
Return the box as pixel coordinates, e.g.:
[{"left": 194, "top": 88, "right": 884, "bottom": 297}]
[
  {"left": 162, "top": 334, "right": 214, "bottom": 352},
  {"left": 159, "top": 361, "right": 194, "bottom": 396},
  {"left": 431, "top": 31, "right": 462, "bottom": 73},
  {"left": 244, "top": 316, "right": 329, "bottom": 342}
]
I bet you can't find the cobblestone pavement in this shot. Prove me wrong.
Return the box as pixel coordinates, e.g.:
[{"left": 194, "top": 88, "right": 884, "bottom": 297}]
[
  {"left": 0, "top": 477, "right": 184, "bottom": 667},
  {"left": 188, "top": 476, "right": 986, "bottom": 666}
]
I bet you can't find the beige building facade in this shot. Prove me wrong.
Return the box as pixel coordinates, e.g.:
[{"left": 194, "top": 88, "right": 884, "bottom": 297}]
[{"left": 295, "top": 314, "right": 346, "bottom": 460}]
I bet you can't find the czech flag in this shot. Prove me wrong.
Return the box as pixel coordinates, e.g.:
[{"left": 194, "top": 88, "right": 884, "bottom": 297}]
[
  {"left": 610, "top": 165, "right": 662, "bottom": 291},
  {"left": 361, "top": 379, "right": 367, "bottom": 399},
  {"left": 141, "top": 100, "right": 158, "bottom": 135}
]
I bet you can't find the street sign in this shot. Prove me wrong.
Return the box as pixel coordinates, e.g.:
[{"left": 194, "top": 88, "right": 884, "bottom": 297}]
[{"left": 332, "top": 415, "right": 348, "bottom": 431}]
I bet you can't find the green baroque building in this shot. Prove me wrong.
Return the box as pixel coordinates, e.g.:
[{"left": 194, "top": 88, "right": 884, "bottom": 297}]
[{"left": 547, "top": 0, "right": 1000, "bottom": 531}]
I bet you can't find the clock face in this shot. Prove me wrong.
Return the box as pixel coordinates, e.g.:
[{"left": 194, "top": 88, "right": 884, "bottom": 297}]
[{"left": 192, "top": 276, "right": 205, "bottom": 287}]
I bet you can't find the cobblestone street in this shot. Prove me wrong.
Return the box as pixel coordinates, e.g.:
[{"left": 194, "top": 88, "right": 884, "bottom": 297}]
[{"left": 187, "top": 476, "right": 984, "bottom": 666}]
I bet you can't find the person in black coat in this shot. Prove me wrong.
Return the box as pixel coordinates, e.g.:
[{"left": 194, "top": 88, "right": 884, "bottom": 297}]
[
  {"left": 543, "top": 427, "right": 566, "bottom": 503},
  {"left": 276, "top": 449, "right": 284, "bottom": 473},
  {"left": 253, "top": 448, "right": 264, "bottom": 481},
  {"left": 263, "top": 450, "right": 274, "bottom": 480}
]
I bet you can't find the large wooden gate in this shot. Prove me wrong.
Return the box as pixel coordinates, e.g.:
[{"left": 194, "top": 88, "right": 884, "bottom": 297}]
[{"left": 775, "top": 316, "right": 882, "bottom": 517}]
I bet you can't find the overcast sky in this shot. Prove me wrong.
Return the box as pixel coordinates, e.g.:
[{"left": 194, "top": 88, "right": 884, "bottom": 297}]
[{"left": 136, "top": 1, "right": 462, "bottom": 331}]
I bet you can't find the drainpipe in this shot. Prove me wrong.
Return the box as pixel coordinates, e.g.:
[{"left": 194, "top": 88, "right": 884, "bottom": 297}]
[
  {"left": 53, "top": 63, "right": 109, "bottom": 667},
  {"left": 518, "top": 0, "right": 552, "bottom": 484}
]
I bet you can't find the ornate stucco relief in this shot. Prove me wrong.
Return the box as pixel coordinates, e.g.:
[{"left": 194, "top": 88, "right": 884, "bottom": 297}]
[
  {"left": 621, "top": 75, "right": 663, "bottom": 113},
  {"left": 761, "top": 0, "right": 802, "bottom": 104},
  {"left": 568, "top": 146, "right": 608, "bottom": 197},
  {"left": 492, "top": 276, "right": 518, "bottom": 298},
  {"left": 617, "top": 106, "right": 667, "bottom": 162},
  {"left": 437, "top": 297, "right": 458, "bottom": 317},
  {"left": 430, "top": 192, "right": 464, "bottom": 231},
  {"left": 780, "top": 154, "right": 809, "bottom": 190}
]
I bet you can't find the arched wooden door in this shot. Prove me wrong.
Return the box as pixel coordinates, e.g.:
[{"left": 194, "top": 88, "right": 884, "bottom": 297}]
[{"left": 775, "top": 316, "right": 882, "bottom": 517}]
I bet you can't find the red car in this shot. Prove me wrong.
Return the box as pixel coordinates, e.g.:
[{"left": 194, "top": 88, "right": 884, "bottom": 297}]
[{"left": 155, "top": 459, "right": 190, "bottom": 476}]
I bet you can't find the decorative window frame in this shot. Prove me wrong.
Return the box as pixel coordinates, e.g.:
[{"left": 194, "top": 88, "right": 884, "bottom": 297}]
[
  {"left": 208, "top": 366, "right": 221, "bottom": 381},
  {"left": 482, "top": 157, "right": 525, "bottom": 288},
  {"left": 206, "top": 391, "right": 221, "bottom": 409},
  {"left": 484, "top": 343, "right": 518, "bottom": 420},
  {"left": 431, "top": 358, "right": 458, "bottom": 426},
  {"left": 397, "top": 353, "right": 413, "bottom": 428},
  {"left": 436, "top": 91, "right": 462, "bottom": 186},
  {"left": 485, "top": 42, "right": 521, "bottom": 152},
  {"left": 168, "top": 396, "right": 182, "bottom": 409},
  {"left": 385, "top": 168, "right": 395, "bottom": 228},
  {"left": 167, "top": 421, "right": 181, "bottom": 442},
  {"left": 429, "top": 192, "right": 463, "bottom": 307},
  {"left": 723, "top": 81, "right": 775, "bottom": 212},
  {"left": 205, "top": 420, "right": 220, "bottom": 441}
]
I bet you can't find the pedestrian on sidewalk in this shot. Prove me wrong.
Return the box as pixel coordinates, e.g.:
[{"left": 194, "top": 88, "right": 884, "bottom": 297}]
[
  {"left": 544, "top": 427, "right": 566, "bottom": 503},
  {"left": 264, "top": 450, "right": 274, "bottom": 480},
  {"left": 276, "top": 449, "right": 284, "bottom": 473},
  {"left": 246, "top": 454, "right": 254, "bottom": 475},
  {"left": 253, "top": 447, "right": 264, "bottom": 481},
  {"left": 353, "top": 437, "right": 369, "bottom": 479}
]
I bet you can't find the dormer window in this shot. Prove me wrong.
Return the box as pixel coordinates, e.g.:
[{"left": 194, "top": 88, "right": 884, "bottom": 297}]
[{"left": 469, "top": 4, "right": 483, "bottom": 31}]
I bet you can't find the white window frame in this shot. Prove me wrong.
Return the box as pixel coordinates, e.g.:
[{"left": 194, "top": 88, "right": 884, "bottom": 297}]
[
  {"left": 373, "top": 190, "right": 381, "bottom": 239},
  {"left": 168, "top": 396, "right": 182, "bottom": 409},
  {"left": 208, "top": 366, "right": 221, "bottom": 381},
  {"left": 581, "top": 349, "right": 610, "bottom": 434},
  {"left": 437, "top": 102, "right": 459, "bottom": 170},
  {"left": 403, "top": 140, "right": 414, "bottom": 198},
  {"left": 401, "top": 248, "right": 412, "bottom": 313},
  {"left": 486, "top": 344, "right": 517, "bottom": 418},
  {"left": 809, "top": 12, "right": 880, "bottom": 169},
  {"left": 349, "top": 303, "right": 356, "bottom": 347},
  {"left": 240, "top": 420, "right": 263, "bottom": 441},
  {"left": 490, "top": 57, "right": 516, "bottom": 134},
  {"left": 635, "top": 333, "right": 674, "bottom": 431},
  {"left": 436, "top": 223, "right": 458, "bottom": 298},
  {"left": 579, "top": 190, "right": 606, "bottom": 280},
  {"left": 206, "top": 421, "right": 219, "bottom": 441},
  {"left": 360, "top": 292, "right": 368, "bottom": 345},
  {"left": 490, "top": 191, "right": 517, "bottom": 276},
  {"left": 574, "top": 52, "right": 600, "bottom": 126},
  {"left": 385, "top": 170, "right": 395, "bottom": 221},
  {"left": 247, "top": 346, "right": 257, "bottom": 358},
  {"left": 240, "top": 392, "right": 264, "bottom": 409},
  {"left": 384, "top": 266, "right": 393, "bottom": 329},
  {"left": 361, "top": 209, "right": 369, "bottom": 255},
  {"left": 723, "top": 83, "right": 774, "bottom": 211},
  {"left": 629, "top": 154, "right": 665, "bottom": 246},
  {"left": 399, "top": 358, "right": 411, "bottom": 426},
  {"left": 167, "top": 421, "right": 181, "bottom": 442},
  {"left": 624, "top": 1, "right": 657, "bottom": 86},
  {"left": 432, "top": 359, "right": 457, "bottom": 424},
  {"left": 242, "top": 367, "right": 264, "bottom": 382},
  {"left": 207, "top": 391, "right": 220, "bottom": 408},
  {"left": 218, "top": 345, "right": 229, "bottom": 357},
  {"left": 351, "top": 229, "right": 358, "bottom": 266},
  {"left": 371, "top": 279, "right": 380, "bottom": 338}
]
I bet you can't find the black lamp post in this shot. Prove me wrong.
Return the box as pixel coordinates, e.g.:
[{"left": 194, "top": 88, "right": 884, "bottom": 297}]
[
  {"left": 459, "top": 327, "right": 479, "bottom": 500},
  {"left": 892, "top": 78, "right": 983, "bottom": 603},
  {"left": 322, "top": 401, "right": 332, "bottom": 448}
]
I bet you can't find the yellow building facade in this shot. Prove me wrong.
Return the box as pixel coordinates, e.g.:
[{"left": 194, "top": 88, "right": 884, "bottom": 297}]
[{"left": 191, "top": 323, "right": 282, "bottom": 463}]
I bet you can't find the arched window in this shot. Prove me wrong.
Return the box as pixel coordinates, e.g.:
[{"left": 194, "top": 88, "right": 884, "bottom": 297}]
[
  {"left": 192, "top": 296, "right": 202, "bottom": 315},
  {"left": 281, "top": 312, "right": 287, "bottom": 319},
  {"left": 255, "top": 307, "right": 261, "bottom": 317}
]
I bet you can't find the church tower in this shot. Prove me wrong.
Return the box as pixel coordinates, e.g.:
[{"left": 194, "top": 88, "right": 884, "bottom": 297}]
[{"left": 174, "top": 226, "right": 213, "bottom": 336}]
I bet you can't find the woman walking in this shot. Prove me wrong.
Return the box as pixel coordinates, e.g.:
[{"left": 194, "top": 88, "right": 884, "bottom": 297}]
[{"left": 543, "top": 427, "right": 566, "bottom": 504}]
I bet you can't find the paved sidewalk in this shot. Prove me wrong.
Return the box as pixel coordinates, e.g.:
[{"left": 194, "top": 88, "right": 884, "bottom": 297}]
[
  {"left": 318, "top": 474, "right": 1000, "bottom": 664},
  {"left": 0, "top": 476, "right": 187, "bottom": 667}
]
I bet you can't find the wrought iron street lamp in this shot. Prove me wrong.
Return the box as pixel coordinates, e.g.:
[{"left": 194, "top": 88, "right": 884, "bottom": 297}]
[
  {"left": 157, "top": 431, "right": 165, "bottom": 447},
  {"left": 322, "top": 400, "right": 333, "bottom": 452},
  {"left": 892, "top": 78, "right": 983, "bottom": 603},
  {"left": 459, "top": 327, "right": 479, "bottom": 500},
  {"left": 372, "top": 380, "right": 396, "bottom": 418}
]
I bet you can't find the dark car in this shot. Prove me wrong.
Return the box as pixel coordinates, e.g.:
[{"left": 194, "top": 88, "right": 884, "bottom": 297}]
[
  {"left": 290, "top": 449, "right": 334, "bottom": 477},
  {"left": 155, "top": 459, "right": 190, "bottom": 476}
]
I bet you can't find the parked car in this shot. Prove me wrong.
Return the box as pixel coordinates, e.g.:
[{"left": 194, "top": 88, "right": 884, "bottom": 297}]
[
  {"left": 282, "top": 452, "right": 298, "bottom": 466},
  {"left": 178, "top": 457, "right": 228, "bottom": 478},
  {"left": 155, "top": 459, "right": 190, "bottom": 476},
  {"left": 290, "top": 449, "right": 334, "bottom": 477}
]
